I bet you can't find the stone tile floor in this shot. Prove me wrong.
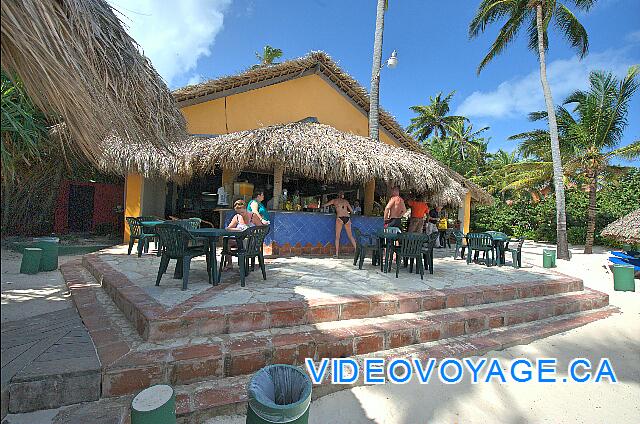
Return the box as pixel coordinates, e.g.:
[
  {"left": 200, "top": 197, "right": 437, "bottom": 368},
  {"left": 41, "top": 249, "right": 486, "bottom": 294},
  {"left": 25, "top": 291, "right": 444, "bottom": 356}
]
[{"left": 96, "top": 245, "right": 561, "bottom": 309}]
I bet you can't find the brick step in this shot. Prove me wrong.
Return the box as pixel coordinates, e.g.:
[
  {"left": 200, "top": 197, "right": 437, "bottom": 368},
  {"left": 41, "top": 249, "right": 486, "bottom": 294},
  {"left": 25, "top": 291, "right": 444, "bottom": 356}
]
[
  {"left": 81, "top": 253, "right": 585, "bottom": 341},
  {"left": 171, "top": 306, "right": 618, "bottom": 422},
  {"left": 100, "top": 289, "right": 609, "bottom": 397}
]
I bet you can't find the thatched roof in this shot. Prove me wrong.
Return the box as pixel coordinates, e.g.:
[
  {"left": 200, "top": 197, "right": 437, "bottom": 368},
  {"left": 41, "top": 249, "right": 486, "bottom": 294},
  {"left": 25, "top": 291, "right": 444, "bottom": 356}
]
[
  {"left": 601, "top": 208, "right": 640, "bottom": 243},
  {"left": 100, "top": 121, "right": 473, "bottom": 206},
  {"left": 173, "top": 51, "right": 421, "bottom": 153},
  {"left": 171, "top": 52, "right": 492, "bottom": 205},
  {"left": 0, "top": 0, "right": 187, "bottom": 160}
]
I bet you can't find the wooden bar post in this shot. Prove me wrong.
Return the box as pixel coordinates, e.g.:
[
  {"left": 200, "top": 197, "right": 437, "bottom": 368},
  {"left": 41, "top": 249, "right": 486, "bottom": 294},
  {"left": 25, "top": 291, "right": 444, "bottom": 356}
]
[
  {"left": 272, "top": 165, "right": 284, "bottom": 210},
  {"left": 364, "top": 178, "right": 375, "bottom": 216},
  {"left": 124, "top": 173, "right": 143, "bottom": 243},
  {"left": 221, "top": 168, "right": 238, "bottom": 201}
]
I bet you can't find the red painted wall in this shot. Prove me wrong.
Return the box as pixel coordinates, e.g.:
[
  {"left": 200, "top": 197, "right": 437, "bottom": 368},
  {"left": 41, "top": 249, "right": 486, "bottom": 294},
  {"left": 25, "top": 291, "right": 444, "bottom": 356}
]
[{"left": 54, "top": 180, "right": 124, "bottom": 234}]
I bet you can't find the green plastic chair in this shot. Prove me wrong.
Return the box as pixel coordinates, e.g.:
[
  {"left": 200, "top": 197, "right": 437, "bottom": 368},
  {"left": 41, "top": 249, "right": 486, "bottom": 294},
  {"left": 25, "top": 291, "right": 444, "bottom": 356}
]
[
  {"left": 353, "top": 227, "right": 379, "bottom": 270},
  {"left": 452, "top": 230, "right": 466, "bottom": 259},
  {"left": 466, "top": 233, "right": 494, "bottom": 267},
  {"left": 504, "top": 237, "right": 525, "bottom": 268},
  {"left": 219, "top": 226, "right": 270, "bottom": 287},
  {"left": 155, "top": 223, "right": 210, "bottom": 290},
  {"left": 421, "top": 231, "right": 440, "bottom": 275},
  {"left": 378, "top": 227, "right": 401, "bottom": 273},
  {"left": 395, "top": 232, "right": 430, "bottom": 279},
  {"left": 126, "top": 217, "right": 158, "bottom": 257}
]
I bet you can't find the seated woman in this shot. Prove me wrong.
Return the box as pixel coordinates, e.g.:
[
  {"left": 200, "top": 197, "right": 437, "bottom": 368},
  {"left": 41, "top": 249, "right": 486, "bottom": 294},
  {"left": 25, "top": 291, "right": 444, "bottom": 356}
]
[{"left": 223, "top": 200, "right": 262, "bottom": 269}]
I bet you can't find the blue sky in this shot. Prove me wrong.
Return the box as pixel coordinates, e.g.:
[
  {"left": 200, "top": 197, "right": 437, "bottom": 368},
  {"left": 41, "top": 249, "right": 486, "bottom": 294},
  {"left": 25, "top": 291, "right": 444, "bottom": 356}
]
[{"left": 110, "top": 0, "right": 639, "bottom": 165}]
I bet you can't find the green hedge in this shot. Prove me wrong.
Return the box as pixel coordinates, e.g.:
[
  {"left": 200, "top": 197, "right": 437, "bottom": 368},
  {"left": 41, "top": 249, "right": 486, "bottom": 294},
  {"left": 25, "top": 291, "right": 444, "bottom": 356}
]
[{"left": 471, "top": 169, "right": 640, "bottom": 246}]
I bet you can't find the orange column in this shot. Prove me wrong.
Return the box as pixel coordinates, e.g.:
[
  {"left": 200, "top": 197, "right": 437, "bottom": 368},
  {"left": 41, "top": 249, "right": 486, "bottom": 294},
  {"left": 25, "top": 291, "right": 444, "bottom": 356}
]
[
  {"left": 123, "top": 173, "right": 143, "bottom": 242},
  {"left": 463, "top": 191, "right": 472, "bottom": 234},
  {"left": 364, "top": 178, "right": 375, "bottom": 216}
]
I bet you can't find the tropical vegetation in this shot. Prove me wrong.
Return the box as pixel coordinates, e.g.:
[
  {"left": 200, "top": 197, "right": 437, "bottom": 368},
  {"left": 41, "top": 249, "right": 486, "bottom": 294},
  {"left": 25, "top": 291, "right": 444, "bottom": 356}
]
[
  {"left": 1, "top": 72, "right": 120, "bottom": 236},
  {"left": 508, "top": 67, "right": 639, "bottom": 253},
  {"left": 254, "top": 45, "right": 283, "bottom": 68},
  {"left": 469, "top": 0, "right": 599, "bottom": 260},
  {"left": 409, "top": 66, "right": 638, "bottom": 252}
]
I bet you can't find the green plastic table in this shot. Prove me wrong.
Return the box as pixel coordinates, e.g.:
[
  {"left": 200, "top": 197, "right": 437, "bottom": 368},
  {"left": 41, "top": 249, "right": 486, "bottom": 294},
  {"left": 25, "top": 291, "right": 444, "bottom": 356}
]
[
  {"left": 140, "top": 220, "right": 165, "bottom": 229},
  {"left": 188, "top": 228, "right": 248, "bottom": 285},
  {"left": 485, "top": 231, "right": 509, "bottom": 266}
]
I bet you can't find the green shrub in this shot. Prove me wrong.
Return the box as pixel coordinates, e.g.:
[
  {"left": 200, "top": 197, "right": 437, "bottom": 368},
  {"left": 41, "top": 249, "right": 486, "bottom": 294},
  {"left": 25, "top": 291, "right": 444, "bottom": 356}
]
[{"left": 471, "top": 169, "right": 640, "bottom": 246}]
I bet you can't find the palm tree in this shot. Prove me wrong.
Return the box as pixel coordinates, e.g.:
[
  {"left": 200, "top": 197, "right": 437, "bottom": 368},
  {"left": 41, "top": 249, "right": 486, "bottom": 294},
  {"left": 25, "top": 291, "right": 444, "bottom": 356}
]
[
  {"left": 509, "top": 67, "right": 640, "bottom": 253},
  {"left": 407, "top": 91, "right": 466, "bottom": 141},
  {"left": 254, "top": 45, "right": 283, "bottom": 67},
  {"left": 425, "top": 136, "right": 490, "bottom": 177},
  {"left": 469, "top": 0, "right": 596, "bottom": 260},
  {"left": 562, "top": 67, "right": 639, "bottom": 253},
  {"left": 368, "top": 0, "right": 387, "bottom": 141},
  {"left": 446, "top": 118, "right": 489, "bottom": 160}
]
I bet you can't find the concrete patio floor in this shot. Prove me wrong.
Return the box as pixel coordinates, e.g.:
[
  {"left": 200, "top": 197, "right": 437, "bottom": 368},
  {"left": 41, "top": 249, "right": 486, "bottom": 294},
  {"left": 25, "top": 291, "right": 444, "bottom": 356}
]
[{"left": 96, "top": 244, "right": 562, "bottom": 309}]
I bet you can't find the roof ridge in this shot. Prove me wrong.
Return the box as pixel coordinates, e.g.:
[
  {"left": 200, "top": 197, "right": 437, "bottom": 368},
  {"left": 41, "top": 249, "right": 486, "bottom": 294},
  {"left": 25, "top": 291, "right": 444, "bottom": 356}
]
[{"left": 171, "top": 51, "right": 422, "bottom": 151}]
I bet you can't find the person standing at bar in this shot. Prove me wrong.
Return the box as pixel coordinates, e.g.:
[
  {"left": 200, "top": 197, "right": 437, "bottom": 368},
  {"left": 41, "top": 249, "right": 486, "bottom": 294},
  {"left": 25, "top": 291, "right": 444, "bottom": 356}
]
[
  {"left": 384, "top": 187, "right": 406, "bottom": 229},
  {"left": 427, "top": 203, "right": 441, "bottom": 246},
  {"left": 248, "top": 188, "right": 270, "bottom": 224},
  {"left": 323, "top": 191, "right": 357, "bottom": 258},
  {"left": 407, "top": 195, "right": 428, "bottom": 233},
  {"left": 437, "top": 206, "right": 449, "bottom": 247}
]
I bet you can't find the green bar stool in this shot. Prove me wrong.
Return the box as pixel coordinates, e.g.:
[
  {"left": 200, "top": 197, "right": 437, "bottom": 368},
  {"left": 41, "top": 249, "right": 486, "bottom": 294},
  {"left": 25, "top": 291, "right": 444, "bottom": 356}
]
[
  {"left": 20, "top": 248, "right": 43, "bottom": 274},
  {"left": 613, "top": 265, "right": 635, "bottom": 291},
  {"left": 543, "top": 249, "right": 556, "bottom": 268}
]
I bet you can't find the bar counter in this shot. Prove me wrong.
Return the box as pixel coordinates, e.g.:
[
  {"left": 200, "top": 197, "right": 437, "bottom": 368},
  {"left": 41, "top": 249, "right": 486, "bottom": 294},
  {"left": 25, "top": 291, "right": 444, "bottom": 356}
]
[{"left": 220, "top": 210, "right": 384, "bottom": 256}]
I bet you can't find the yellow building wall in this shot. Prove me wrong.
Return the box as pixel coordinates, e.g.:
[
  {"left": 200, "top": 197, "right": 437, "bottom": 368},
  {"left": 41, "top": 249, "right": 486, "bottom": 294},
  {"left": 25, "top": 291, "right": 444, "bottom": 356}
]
[
  {"left": 123, "top": 173, "right": 143, "bottom": 242},
  {"left": 180, "top": 74, "right": 400, "bottom": 147}
]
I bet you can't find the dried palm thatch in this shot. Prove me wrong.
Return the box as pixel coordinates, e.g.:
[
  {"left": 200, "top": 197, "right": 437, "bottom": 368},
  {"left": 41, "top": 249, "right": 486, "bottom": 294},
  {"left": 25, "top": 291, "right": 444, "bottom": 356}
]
[
  {"left": 601, "top": 208, "right": 640, "bottom": 243},
  {"left": 174, "top": 51, "right": 421, "bottom": 152},
  {"left": 101, "top": 122, "right": 471, "bottom": 205},
  {"left": 0, "top": 0, "right": 187, "bottom": 162}
]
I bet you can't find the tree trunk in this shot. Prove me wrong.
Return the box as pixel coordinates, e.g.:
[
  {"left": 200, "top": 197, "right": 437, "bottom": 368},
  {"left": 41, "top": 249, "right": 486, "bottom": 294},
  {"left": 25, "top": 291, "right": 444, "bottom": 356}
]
[
  {"left": 368, "top": 0, "right": 386, "bottom": 141},
  {"left": 536, "top": 4, "right": 570, "bottom": 260},
  {"left": 584, "top": 173, "right": 597, "bottom": 254}
]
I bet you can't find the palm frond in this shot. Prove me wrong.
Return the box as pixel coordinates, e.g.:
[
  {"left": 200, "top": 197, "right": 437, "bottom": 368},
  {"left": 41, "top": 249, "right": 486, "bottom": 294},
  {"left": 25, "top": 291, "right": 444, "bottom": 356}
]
[
  {"left": 606, "top": 140, "right": 640, "bottom": 160},
  {"left": 554, "top": 3, "right": 589, "bottom": 57}
]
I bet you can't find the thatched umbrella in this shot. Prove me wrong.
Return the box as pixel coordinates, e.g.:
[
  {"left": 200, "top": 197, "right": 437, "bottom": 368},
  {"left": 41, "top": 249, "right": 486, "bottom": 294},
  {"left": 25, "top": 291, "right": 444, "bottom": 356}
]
[
  {"left": 100, "top": 122, "right": 472, "bottom": 205},
  {"left": 601, "top": 208, "right": 640, "bottom": 244},
  {"left": 0, "top": 0, "right": 187, "bottom": 160}
]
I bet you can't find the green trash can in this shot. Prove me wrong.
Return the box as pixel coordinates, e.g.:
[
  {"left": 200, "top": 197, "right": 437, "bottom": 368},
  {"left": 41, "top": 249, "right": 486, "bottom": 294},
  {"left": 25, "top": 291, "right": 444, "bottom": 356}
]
[
  {"left": 130, "top": 384, "right": 176, "bottom": 424},
  {"left": 247, "top": 365, "right": 312, "bottom": 424},
  {"left": 613, "top": 265, "right": 635, "bottom": 291},
  {"left": 34, "top": 237, "right": 60, "bottom": 272},
  {"left": 20, "top": 248, "right": 43, "bottom": 274},
  {"left": 543, "top": 249, "right": 556, "bottom": 268}
]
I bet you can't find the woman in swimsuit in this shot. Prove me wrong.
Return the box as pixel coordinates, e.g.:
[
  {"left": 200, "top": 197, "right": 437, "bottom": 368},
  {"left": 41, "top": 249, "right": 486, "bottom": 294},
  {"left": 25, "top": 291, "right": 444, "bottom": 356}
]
[
  {"left": 323, "top": 191, "right": 357, "bottom": 258},
  {"left": 223, "top": 200, "right": 262, "bottom": 270}
]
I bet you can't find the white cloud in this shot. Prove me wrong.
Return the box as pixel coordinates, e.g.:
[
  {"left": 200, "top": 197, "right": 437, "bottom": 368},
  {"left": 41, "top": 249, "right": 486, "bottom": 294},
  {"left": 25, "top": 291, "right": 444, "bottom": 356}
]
[
  {"left": 456, "top": 49, "right": 637, "bottom": 119},
  {"left": 187, "top": 74, "right": 203, "bottom": 86},
  {"left": 626, "top": 30, "right": 640, "bottom": 44},
  {"left": 108, "top": 0, "right": 231, "bottom": 87}
]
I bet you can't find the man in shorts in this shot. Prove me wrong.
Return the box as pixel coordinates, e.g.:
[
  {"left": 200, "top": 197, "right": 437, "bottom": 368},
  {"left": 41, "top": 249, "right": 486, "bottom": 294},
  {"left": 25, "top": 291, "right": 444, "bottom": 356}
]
[{"left": 384, "top": 187, "right": 406, "bottom": 229}]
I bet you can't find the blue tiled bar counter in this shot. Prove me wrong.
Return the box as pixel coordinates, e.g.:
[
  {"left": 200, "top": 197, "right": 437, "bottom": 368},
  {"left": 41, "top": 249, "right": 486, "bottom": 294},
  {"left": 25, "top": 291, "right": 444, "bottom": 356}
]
[{"left": 223, "top": 210, "right": 384, "bottom": 256}]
